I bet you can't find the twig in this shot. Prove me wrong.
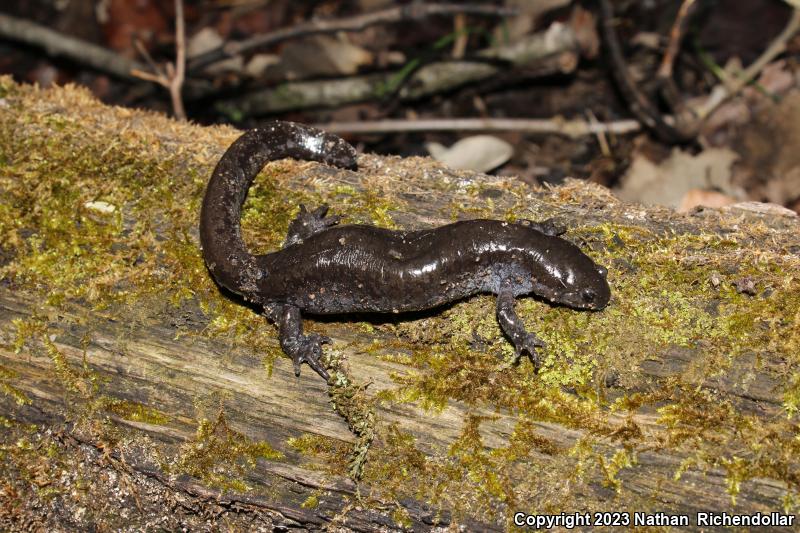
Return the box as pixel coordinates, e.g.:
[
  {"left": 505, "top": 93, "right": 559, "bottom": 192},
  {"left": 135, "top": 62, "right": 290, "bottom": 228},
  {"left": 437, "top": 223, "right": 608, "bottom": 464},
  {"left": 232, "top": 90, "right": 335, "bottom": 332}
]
[
  {"left": 133, "top": 39, "right": 161, "bottom": 75},
  {"left": 655, "top": 0, "right": 700, "bottom": 113},
  {"left": 0, "top": 13, "right": 146, "bottom": 80},
  {"left": 695, "top": 7, "right": 800, "bottom": 120},
  {"left": 131, "top": 0, "right": 187, "bottom": 120},
  {"left": 312, "top": 117, "right": 641, "bottom": 139},
  {"left": 188, "top": 2, "right": 517, "bottom": 72},
  {"left": 600, "top": 1, "right": 800, "bottom": 142},
  {"left": 171, "top": 0, "right": 187, "bottom": 119},
  {"left": 452, "top": 14, "right": 468, "bottom": 59},
  {"left": 656, "top": 0, "right": 699, "bottom": 81},
  {"left": 598, "top": 0, "right": 691, "bottom": 143},
  {"left": 585, "top": 110, "right": 611, "bottom": 156}
]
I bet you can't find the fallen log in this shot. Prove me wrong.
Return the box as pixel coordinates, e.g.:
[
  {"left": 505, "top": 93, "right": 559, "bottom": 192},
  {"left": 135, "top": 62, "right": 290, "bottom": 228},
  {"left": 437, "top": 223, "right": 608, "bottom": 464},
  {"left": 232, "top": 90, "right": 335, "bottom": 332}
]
[{"left": 0, "top": 77, "right": 799, "bottom": 530}]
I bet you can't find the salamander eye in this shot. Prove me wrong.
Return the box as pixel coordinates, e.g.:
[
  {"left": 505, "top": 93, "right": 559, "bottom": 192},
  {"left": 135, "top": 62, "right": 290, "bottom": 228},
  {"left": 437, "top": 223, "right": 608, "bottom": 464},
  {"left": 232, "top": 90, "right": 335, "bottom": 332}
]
[
  {"left": 581, "top": 288, "right": 597, "bottom": 303},
  {"left": 596, "top": 265, "right": 608, "bottom": 278}
]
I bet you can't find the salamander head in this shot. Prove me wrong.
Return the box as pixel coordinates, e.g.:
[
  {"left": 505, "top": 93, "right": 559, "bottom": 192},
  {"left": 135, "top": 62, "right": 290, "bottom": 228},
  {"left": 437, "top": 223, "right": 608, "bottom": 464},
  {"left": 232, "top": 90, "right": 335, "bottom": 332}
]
[
  {"left": 529, "top": 239, "right": 611, "bottom": 310},
  {"left": 558, "top": 260, "right": 611, "bottom": 310},
  {"left": 280, "top": 122, "right": 359, "bottom": 170}
]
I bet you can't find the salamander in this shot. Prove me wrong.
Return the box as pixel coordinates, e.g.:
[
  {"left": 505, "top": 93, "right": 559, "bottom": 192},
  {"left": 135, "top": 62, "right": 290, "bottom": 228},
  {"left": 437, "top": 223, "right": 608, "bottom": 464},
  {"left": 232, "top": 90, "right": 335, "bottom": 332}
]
[{"left": 200, "top": 121, "right": 611, "bottom": 381}]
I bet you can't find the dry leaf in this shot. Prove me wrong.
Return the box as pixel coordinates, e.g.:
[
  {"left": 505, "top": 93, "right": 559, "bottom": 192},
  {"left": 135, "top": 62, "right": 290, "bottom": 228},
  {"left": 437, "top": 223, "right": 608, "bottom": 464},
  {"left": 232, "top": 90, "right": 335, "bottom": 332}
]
[
  {"left": 677, "top": 189, "right": 737, "bottom": 212},
  {"left": 281, "top": 35, "right": 373, "bottom": 78},
  {"left": 615, "top": 148, "right": 741, "bottom": 208},
  {"left": 426, "top": 135, "right": 513, "bottom": 172}
]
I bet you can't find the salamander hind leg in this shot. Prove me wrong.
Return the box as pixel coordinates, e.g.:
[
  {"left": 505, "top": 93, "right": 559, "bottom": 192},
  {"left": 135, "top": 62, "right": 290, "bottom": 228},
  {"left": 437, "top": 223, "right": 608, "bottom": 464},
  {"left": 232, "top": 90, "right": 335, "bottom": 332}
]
[
  {"left": 265, "top": 303, "right": 331, "bottom": 380},
  {"left": 283, "top": 204, "right": 341, "bottom": 247},
  {"left": 495, "top": 289, "right": 546, "bottom": 367}
]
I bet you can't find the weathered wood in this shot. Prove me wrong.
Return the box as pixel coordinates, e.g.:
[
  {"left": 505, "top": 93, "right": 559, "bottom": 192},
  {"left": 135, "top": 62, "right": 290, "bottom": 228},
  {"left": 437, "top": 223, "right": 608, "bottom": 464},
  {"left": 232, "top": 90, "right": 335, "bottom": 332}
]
[
  {"left": 1, "top": 78, "right": 800, "bottom": 531},
  {"left": 0, "top": 287, "right": 793, "bottom": 521}
]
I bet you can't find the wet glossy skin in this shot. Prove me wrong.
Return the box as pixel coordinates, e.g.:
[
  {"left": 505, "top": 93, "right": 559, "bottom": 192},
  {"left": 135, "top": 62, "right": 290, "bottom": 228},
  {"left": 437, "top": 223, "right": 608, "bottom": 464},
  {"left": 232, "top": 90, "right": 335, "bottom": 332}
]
[
  {"left": 256, "top": 221, "right": 610, "bottom": 313},
  {"left": 200, "top": 122, "right": 611, "bottom": 381}
]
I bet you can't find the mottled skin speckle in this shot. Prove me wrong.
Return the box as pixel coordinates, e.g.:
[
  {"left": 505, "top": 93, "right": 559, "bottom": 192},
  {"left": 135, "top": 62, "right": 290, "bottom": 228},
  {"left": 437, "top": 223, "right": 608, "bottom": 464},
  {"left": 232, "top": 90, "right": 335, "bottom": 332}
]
[{"left": 200, "top": 122, "right": 611, "bottom": 381}]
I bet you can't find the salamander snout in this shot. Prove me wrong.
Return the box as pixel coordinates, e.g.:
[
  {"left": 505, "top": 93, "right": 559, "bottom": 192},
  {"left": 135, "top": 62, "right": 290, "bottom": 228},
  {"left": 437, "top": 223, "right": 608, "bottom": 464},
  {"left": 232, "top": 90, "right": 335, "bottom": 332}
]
[
  {"left": 574, "top": 282, "right": 610, "bottom": 310},
  {"left": 584, "top": 262, "right": 610, "bottom": 309},
  {"left": 585, "top": 269, "right": 611, "bottom": 310},
  {"left": 566, "top": 280, "right": 610, "bottom": 310},
  {"left": 581, "top": 287, "right": 599, "bottom": 304},
  {"left": 554, "top": 261, "right": 611, "bottom": 310}
]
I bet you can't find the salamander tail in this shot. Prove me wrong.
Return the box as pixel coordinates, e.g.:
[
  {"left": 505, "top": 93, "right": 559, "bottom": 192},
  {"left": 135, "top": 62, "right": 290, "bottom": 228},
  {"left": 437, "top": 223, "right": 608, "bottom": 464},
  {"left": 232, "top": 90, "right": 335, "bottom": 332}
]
[{"left": 199, "top": 122, "right": 358, "bottom": 299}]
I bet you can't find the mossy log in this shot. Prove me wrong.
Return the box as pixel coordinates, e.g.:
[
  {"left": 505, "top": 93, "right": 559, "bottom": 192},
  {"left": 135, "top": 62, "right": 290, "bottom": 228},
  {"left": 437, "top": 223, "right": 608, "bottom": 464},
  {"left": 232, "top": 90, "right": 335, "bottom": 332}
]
[{"left": 1, "top": 78, "right": 800, "bottom": 531}]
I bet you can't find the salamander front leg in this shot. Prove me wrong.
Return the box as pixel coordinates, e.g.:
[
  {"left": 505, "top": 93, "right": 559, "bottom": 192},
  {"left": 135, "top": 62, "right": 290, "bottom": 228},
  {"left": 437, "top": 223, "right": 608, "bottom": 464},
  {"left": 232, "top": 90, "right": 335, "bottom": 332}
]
[
  {"left": 283, "top": 204, "right": 341, "bottom": 247},
  {"left": 265, "top": 304, "right": 331, "bottom": 380},
  {"left": 495, "top": 289, "right": 546, "bottom": 367}
]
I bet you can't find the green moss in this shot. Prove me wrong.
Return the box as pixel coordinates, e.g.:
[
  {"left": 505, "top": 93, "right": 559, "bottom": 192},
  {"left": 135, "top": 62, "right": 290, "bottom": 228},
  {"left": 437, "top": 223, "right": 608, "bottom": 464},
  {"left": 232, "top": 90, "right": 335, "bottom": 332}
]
[
  {"left": 167, "top": 411, "right": 283, "bottom": 492},
  {"left": 301, "top": 493, "right": 320, "bottom": 509},
  {"left": 0, "top": 76, "right": 15, "bottom": 97},
  {"left": 357, "top": 415, "right": 609, "bottom": 525},
  {"left": 391, "top": 505, "right": 413, "bottom": 529},
  {"left": 0, "top": 365, "right": 30, "bottom": 406},
  {"left": 326, "top": 357, "right": 377, "bottom": 479},
  {"left": 12, "top": 317, "right": 101, "bottom": 404},
  {"left": 286, "top": 433, "right": 352, "bottom": 474},
  {"left": 103, "top": 399, "right": 170, "bottom": 425},
  {"left": 328, "top": 183, "right": 402, "bottom": 228}
]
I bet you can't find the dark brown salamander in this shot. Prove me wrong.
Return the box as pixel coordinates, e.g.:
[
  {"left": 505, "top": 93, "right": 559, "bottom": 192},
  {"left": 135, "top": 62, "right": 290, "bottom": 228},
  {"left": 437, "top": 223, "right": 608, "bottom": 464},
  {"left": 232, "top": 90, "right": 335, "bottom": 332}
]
[{"left": 200, "top": 121, "right": 610, "bottom": 380}]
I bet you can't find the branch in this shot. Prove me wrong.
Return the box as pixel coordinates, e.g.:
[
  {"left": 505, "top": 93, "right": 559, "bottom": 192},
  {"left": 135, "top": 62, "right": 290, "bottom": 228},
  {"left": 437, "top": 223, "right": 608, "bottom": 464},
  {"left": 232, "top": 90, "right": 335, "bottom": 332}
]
[
  {"left": 655, "top": 0, "right": 700, "bottom": 112},
  {"left": 171, "top": 0, "right": 187, "bottom": 120},
  {"left": 656, "top": 0, "right": 700, "bottom": 81},
  {"left": 598, "top": 0, "right": 692, "bottom": 143},
  {"left": 3, "top": 81, "right": 799, "bottom": 526},
  {"left": 313, "top": 117, "right": 641, "bottom": 139},
  {"left": 0, "top": 13, "right": 146, "bottom": 80},
  {"left": 188, "top": 2, "right": 518, "bottom": 72},
  {"left": 695, "top": 7, "right": 800, "bottom": 120},
  {"left": 131, "top": 0, "right": 187, "bottom": 120}
]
